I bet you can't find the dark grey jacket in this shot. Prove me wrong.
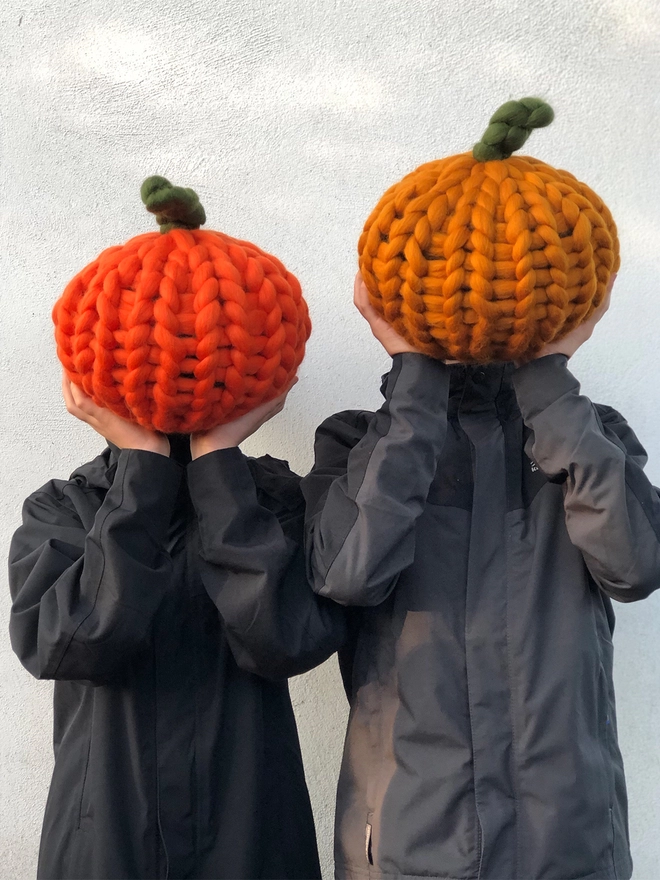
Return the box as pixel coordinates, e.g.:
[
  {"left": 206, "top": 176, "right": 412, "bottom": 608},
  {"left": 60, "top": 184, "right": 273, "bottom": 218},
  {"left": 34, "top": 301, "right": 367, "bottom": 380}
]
[
  {"left": 8, "top": 441, "right": 344, "bottom": 880},
  {"left": 301, "top": 352, "right": 660, "bottom": 880}
]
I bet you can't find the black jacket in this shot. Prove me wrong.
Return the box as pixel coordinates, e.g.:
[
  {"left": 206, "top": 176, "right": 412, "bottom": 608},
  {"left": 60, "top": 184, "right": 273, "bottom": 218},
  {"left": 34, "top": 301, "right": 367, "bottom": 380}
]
[
  {"left": 8, "top": 440, "right": 345, "bottom": 880},
  {"left": 299, "top": 353, "right": 660, "bottom": 880}
]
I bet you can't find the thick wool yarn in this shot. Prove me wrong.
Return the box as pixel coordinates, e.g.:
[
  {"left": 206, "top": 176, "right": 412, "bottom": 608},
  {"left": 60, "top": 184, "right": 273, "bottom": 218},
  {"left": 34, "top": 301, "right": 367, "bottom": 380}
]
[
  {"left": 53, "top": 177, "right": 311, "bottom": 433},
  {"left": 358, "top": 98, "right": 620, "bottom": 363}
]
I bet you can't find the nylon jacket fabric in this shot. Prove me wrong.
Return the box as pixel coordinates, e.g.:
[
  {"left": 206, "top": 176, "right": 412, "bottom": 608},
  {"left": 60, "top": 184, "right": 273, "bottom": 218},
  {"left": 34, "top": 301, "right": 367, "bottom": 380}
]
[
  {"left": 301, "top": 352, "right": 660, "bottom": 880},
  {"left": 8, "top": 442, "right": 343, "bottom": 880}
]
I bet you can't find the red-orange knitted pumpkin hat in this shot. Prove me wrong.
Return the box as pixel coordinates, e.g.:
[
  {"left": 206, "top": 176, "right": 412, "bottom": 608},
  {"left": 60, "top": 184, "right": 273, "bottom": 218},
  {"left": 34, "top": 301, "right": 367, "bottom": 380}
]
[
  {"left": 358, "top": 97, "right": 619, "bottom": 363},
  {"left": 53, "top": 176, "right": 311, "bottom": 433}
]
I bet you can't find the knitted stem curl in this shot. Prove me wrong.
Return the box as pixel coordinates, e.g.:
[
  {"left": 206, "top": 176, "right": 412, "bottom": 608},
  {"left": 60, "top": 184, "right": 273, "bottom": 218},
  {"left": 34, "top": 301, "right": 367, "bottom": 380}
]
[
  {"left": 473, "top": 98, "right": 554, "bottom": 162},
  {"left": 141, "top": 175, "right": 207, "bottom": 234}
]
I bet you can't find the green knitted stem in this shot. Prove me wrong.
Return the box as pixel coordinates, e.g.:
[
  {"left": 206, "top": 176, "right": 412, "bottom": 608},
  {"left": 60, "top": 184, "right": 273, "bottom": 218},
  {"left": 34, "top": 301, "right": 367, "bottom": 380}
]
[
  {"left": 472, "top": 97, "right": 554, "bottom": 162},
  {"left": 140, "top": 175, "right": 206, "bottom": 233}
]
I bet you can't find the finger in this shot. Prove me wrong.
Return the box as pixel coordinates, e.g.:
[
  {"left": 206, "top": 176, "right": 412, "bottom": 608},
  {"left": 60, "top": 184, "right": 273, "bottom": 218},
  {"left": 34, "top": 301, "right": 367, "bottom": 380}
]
[
  {"left": 270, "top": 382, "right": 296, "bottom": 410},
  {"left": 250, "top": 392, "right": 288, "bottom": 423},
  {"left": 62, "top": 375, "right": 95, "bottom": 424},
  {"left": 61, "top": 374, "right": 76, "bottom": 413},
  {"left": 246, "top": 402, "right": 284, "bottom": 435},
  {"left": 282, "top": 374, "right": 299, "bottom": 395},
  {"left": 69, "top": 380, "right": 94, "bottom": 410},
  {"left": 268, "top": 395, "right": 287, "bottom": 415},
  {"left": 592, "top": 286, "right": 612, "bottom": 322},
  {"left": 286, "top": 376, "right": 298, "bottom": 397},
  {"left": 354, "top": 287, "right": 383, "bottom": 328},
  {"left": 593, "top": 273, "right": 615, "bottom": 317},
  {"left": 269, "top": 375, "right": 298, "bottom": 407},
  {"left": 353, "top": 274, "right": 371, "bottom": 314}
]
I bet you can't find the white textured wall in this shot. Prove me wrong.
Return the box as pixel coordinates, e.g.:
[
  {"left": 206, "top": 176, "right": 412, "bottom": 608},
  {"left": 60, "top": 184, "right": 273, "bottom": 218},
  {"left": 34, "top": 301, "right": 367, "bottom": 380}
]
[{"left": 1, "top": 0, "right": 659, "bottom": 877}]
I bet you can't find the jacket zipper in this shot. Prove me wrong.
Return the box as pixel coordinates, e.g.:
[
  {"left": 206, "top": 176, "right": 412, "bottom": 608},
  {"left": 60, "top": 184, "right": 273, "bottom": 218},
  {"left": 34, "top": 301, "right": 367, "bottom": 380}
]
[
  {"left": 462, "top": 384, "right": 483, "bottom": 878},
  {"left": 188, "top": 517, "right": 201, "bottom": 870},
  {"left": 153, "top": 641, "right": 170, "bottom": 880}
]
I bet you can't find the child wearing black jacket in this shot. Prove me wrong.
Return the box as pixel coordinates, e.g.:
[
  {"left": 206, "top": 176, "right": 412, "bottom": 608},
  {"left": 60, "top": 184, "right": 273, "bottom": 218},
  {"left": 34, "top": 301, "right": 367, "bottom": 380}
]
[{"left": 9, "top": 380, "right": 345, "bottom": 880}]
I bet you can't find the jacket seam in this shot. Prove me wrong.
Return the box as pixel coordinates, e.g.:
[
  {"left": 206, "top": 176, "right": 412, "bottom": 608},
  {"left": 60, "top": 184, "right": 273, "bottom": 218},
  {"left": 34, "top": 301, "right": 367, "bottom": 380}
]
[
  {"left": 463, "top": 585, "right": 484, "bottom": 879},
  {"left": 50, "top": 458, "right": 129, "bottom": 678},
  {"left": 505, "top": 543, "right": 521, "bottom": 877},
  {"left": 501, "top": 412, "right": 521, "bottom": 879},
  {"left": 189, "top": 517, "right": 201, "bottom": 871},
  {"left": 623, "top": 465, "right": 660, "bottom": 543},
  {"left": 321, "top": 393, "right": 397, "bottom": 590},
  {"left": 462, "top": 379, "right": 483, "bottom": 879}
]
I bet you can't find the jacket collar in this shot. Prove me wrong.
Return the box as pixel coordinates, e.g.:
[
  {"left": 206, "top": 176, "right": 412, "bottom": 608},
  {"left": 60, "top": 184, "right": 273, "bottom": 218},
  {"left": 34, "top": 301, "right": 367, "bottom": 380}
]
[
  {"left": 380, "top": 361, "right": 518, "bottom": 418},
  {"left": 448, "top": 362, "right": 517, "bottom": 419}
]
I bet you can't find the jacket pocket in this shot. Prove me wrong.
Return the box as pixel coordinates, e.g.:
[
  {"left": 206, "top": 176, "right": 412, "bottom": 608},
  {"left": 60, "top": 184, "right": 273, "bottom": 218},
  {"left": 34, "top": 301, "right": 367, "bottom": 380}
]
[
  {"left": 597, "top": 662, "right": 620, "bottom": 874},
  {"left": 365, "top": 813, "right": 374, "bottom": 867},
  {"left": 609, "top": 808, "right": 619, "bottom": 880},
  {"left": 77, "top": 691, "right": 95, "bottom": 829}
]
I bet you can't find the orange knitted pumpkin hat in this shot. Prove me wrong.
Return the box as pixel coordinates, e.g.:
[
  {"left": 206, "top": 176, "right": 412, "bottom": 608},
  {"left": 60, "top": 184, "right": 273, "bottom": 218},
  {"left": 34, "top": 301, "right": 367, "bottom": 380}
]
[
  {"left": 53, "top": 176, "right": 311, "bottom": 433},
  {"left": 358, "top": 98, "right": 619, "bottom": 363}
]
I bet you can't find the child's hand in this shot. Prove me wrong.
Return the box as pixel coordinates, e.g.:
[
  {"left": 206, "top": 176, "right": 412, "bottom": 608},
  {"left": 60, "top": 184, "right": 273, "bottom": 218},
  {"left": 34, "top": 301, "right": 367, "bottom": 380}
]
[
  {"left": 62, "top": 375, "right": 170, "bottom": 456},
  {"left": 354, "top": 271, "right": 419, "bottom": 357},
  {"left": 524, "top": 273, "right": 616, "bottom": 363},
  {"left": 190, "top": 378, "right": 298, "bottom": 460}
]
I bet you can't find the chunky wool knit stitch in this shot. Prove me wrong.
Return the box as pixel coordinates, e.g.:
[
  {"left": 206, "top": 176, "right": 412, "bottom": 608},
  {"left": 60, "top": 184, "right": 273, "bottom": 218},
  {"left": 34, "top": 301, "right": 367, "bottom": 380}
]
[
  {"left": 53, "top": 177, "right": 311, "bottom": 433},
  {"left": 358, "top": 98, "right": 620, "bottom": 363}
]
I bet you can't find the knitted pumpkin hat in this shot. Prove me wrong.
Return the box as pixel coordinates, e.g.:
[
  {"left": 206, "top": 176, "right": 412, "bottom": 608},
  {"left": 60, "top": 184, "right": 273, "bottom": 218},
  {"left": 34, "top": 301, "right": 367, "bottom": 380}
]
[
  {"left": 358, "top": 97, "right": 619, "bottom": 363},
  {"left": 53, "top": 176, "right": 311, "bottom": 433}
]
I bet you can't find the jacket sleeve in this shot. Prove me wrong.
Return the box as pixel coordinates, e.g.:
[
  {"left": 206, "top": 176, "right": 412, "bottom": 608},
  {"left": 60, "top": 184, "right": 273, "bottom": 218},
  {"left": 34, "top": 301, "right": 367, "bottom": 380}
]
[
  {"left": 513, "top": 353, "right": 660, "bottom": 602},
  {"left": 187, "top": 447, "right": 347, "bottom": 680},
  {"left": 8, "top": 450, "right": 184, "bottom": 682},
  {"left": 301, "top": 352, "right": 450, "bottom": 606}
]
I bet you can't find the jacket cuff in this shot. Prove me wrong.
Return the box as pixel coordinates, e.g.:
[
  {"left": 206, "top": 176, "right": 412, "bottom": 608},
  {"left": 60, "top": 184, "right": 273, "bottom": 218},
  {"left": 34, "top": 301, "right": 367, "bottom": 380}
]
[
  {"left": 187, "top": 447, "right": 255, "bottom": 513},
  {"left": 112, "top": 449, "right": 184, "bottom": 536},
  {"left": 386, "top": 352, "right": 450, "bottom": 409},
  {"left": 512, "top": 354, "right": 579, "bottom": 421}
]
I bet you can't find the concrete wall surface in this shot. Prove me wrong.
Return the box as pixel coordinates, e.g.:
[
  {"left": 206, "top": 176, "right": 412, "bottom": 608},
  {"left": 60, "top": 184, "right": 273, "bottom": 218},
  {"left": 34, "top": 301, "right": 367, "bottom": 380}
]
[{"left": 1, "top": 0, "right": 659, "bottom": 877}]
